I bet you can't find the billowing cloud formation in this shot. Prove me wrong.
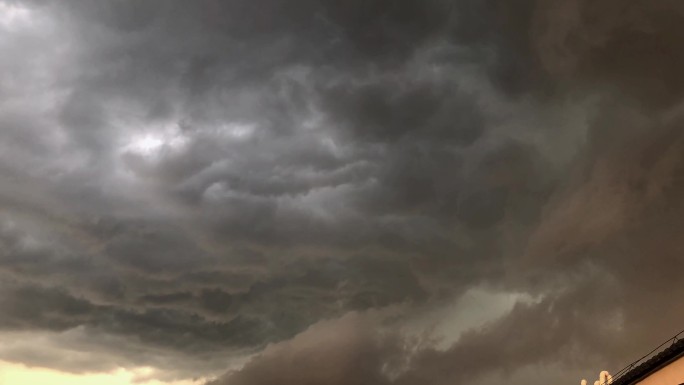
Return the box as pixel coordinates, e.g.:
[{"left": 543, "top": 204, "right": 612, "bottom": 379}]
[
  {"left": 1, "top": 0, "right": 684, "bottom": 384},
  {"left": 207, "top": 313, "right": 399, "bottom": 385}
]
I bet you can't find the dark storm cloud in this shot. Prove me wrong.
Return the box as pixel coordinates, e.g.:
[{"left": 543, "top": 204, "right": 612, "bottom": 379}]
[
  {"left": 206, "top": 313, "right": 400, "bottom": 385},
  {"left": 209, "top": 280, "right": 621, "bottom": 385},
  {"left": 2, "top": 0, "right": 684, "bottom": 383},
  {"left": 531, "top": 0, "right": 684, "bottom": 106}
]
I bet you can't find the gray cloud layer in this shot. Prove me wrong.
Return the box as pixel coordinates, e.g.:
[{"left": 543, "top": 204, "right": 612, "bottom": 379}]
[{"left": 1, "top": 0, "right": 684, "bottom": 383}]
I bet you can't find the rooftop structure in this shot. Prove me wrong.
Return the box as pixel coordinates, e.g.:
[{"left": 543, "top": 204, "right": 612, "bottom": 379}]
[{"left": 584, "top": 330, "right": 684, "bottom": 385}]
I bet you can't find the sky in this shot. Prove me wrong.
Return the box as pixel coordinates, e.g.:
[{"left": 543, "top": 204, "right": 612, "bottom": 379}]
[{"left": 1, "top": 0, "right": 684, "bottom": 384}]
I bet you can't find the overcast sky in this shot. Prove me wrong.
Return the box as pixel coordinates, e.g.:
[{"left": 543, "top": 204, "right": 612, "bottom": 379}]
[{"left": 1, "top": 0, "right": 684, "bottom": 384}]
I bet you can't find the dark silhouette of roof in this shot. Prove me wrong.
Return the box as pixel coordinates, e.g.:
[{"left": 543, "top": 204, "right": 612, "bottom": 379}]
[{"left": 611, "top": 337, "right": 684, "bottom": 385}]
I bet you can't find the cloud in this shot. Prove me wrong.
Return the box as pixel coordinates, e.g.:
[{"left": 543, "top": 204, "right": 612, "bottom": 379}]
[
  {"left": 1, "top": 0, "right": 684, "bottom": 383},
  {"left": 207, "top": 313, "right": 399, "bottom": 385},
  {"left": 531, "top": 0, "right": 684, "bottom": 106}
]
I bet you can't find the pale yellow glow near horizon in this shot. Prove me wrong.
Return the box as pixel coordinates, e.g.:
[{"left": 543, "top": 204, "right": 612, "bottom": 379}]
[{"left": 0, "top": 361, "right": 206, "bottom": 385}]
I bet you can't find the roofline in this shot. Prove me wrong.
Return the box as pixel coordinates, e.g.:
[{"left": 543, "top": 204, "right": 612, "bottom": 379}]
[
  {"left": 619, "top": 345, "right": 684, "bottom": 385},
  {"left": 611, "top": 331, "right": 684, "bottom": 385}
]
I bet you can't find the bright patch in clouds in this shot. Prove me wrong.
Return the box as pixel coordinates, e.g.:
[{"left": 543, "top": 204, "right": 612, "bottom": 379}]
[
  {"left": 0, "top": 2, "right": 33, "bottom": 30},
  {"left": 122, "top": 130, "right": 189, "bottom": 158},
  {"left": 0, "top": 361, "right": 205, "bottom": 385},
  {"left": 217, "top": 122, "right": 257, "bottom": 140},
  {"left": 127, "top": 134, "right": 167, "bottom": 155},
  {"left": 404, "top": 288, "right": 540, "bottom": 349}
]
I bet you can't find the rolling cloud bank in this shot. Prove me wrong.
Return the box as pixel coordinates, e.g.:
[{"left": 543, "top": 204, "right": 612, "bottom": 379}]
[{"left": 1, "top": 0, "right": 684, "bottom": 384}]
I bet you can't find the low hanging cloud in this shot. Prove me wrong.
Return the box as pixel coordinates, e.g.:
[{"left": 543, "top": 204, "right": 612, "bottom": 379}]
[
  {"left": 1, "top": 0, "right": 684, "bottom": 384},
  {"left": 206, "top": 313, "right": 399, "bottom": 385}
]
